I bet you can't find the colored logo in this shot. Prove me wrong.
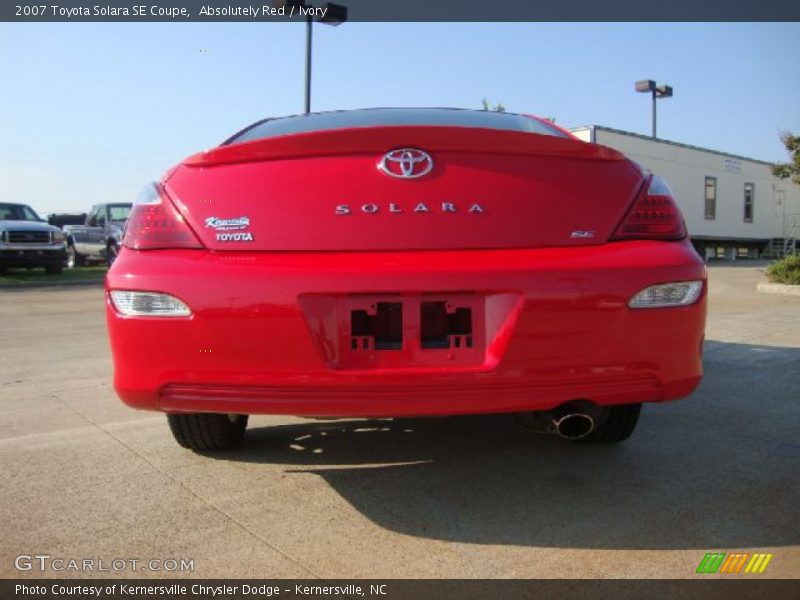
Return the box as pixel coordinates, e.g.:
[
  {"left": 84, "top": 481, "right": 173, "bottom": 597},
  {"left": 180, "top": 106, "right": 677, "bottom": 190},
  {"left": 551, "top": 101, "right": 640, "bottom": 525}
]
[{"left": 696, "top": 552, "right": 773, "bottom": 574}]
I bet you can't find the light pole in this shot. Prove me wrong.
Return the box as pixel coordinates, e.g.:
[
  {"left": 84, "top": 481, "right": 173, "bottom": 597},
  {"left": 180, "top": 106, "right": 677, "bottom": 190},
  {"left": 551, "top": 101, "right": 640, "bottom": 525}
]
[
  {"left": 635, "top": 80, "right": 673, "bottom": 138},
  {"left": 287, "top": 1, "right": 348, "bottom": 114},
  {"left": 305, "top": 11, "right": 313, "bottom": 113}
]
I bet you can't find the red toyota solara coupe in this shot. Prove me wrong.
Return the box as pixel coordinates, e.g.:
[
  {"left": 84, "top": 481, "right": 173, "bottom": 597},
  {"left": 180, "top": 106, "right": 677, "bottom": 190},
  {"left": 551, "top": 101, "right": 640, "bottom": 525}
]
[{"left": 106, "top": 108, "right": 706, "bottom": 451}]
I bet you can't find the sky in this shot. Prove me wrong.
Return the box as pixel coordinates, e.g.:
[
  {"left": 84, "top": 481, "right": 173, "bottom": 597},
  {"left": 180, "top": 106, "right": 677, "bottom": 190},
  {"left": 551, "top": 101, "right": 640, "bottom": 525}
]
[{"left": 1, "top": 22, "right": 798, "bottom": 215}]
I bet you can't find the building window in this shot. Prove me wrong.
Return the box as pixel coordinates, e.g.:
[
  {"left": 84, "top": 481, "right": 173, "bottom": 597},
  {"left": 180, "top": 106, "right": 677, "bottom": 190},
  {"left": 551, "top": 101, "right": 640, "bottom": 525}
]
[
  {"left": 744, "top": 183, "right": 754, "bottom": 223},
  {"left": 704, "top": 176, "right": 717, "bottom": 220}
]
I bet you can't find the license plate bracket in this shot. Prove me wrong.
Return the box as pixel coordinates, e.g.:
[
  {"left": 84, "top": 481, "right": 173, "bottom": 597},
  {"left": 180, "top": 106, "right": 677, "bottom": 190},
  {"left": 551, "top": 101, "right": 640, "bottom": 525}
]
[{"left": 340, "top": 293, "right": 485, "bottom": 369}]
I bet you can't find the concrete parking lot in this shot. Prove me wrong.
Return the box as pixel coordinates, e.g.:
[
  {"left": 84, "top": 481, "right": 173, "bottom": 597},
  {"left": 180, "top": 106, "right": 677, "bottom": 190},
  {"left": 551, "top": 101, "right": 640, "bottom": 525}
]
[{"left": 1, "top": 263, "right": 798, "bottom": 579}]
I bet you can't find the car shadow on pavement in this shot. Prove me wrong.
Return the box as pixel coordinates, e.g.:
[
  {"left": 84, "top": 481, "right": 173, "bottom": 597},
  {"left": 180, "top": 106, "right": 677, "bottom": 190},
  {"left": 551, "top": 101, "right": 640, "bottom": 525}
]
[{"left": 212, "top": 340, "right": 800, "bottom": 550}]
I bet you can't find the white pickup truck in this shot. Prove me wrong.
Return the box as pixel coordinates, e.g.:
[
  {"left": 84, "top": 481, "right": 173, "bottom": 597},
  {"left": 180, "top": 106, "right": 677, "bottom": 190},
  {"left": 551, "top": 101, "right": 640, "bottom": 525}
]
[{"left": 63, "top": 203, "right": 131, "bottom": 267}]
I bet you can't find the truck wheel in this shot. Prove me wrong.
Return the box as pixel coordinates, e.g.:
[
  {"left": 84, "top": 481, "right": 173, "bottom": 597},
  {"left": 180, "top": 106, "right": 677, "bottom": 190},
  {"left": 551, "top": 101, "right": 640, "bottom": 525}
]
[
  {"left": 167, "top": 413, "right": 248, "bottom": 451},
  {"left": 106, "top": 242, "right": 119, "bottom": 267},
  {"left": 575, "top": 404, "right": 641, "bottom": 444},
  {"left": 67, "top": 244, "right": 85, "bottom": 268},
  {"left": 45, "top": 264, "right": 63, "bottom": 275},
  {"left": 65, "top": 246, "right": 76, "bottom": 269}
]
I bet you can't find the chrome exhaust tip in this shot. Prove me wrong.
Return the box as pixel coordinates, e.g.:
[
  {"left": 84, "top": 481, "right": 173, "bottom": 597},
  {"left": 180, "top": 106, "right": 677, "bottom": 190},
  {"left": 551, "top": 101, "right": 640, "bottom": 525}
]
[
  {"left": 515, "top": 400, "right": 601, "bottom": 439},
  {"left": 552, "top": 412, "right": 595, "bottom": 440}
]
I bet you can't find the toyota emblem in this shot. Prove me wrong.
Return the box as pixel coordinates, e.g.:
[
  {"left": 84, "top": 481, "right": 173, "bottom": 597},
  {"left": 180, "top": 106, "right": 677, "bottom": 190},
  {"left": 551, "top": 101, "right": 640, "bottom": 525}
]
[{"left": 378, "top": 148, "right": 434, "bottom": 179}]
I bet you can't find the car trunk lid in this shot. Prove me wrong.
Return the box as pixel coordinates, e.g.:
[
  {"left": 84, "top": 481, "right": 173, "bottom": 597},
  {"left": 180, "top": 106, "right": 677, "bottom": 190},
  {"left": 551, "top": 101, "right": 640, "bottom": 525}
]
[{"left": 165, "top": 126, "right": 644, "bottom": 252}]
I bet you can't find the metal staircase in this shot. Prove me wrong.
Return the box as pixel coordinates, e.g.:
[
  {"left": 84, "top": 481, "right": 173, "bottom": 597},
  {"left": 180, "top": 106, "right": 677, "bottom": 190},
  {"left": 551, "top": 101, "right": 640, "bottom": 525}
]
[{"left": 763, "top": 237, "right": 797, "bottom": 259}]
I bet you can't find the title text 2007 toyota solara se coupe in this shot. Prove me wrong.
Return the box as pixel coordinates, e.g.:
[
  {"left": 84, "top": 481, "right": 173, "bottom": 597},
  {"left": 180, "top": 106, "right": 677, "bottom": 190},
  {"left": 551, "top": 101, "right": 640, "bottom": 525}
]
[{"left": 105, "top": 108, "right": 706, "bottom": 451}]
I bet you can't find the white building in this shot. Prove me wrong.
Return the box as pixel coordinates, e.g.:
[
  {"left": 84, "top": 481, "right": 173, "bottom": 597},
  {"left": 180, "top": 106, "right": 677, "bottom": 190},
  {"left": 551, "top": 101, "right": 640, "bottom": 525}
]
[{"left": 571, "top": 125, "right": 800, "bottom": 259}]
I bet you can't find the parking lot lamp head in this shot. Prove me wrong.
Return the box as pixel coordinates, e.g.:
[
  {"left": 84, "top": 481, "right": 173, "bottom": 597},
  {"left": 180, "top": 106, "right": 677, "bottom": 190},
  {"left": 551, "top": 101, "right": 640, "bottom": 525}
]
[{"left": 635, "top": 79, "right": 673, "bottom": 139}]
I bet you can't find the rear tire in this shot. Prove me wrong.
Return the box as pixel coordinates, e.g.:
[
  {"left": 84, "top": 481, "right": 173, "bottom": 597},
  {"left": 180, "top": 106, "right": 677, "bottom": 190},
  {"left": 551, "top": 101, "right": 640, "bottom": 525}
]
[
  {"left": 167, "top": 413, "right": 248, "bottom": 451},
  {"left": 576, "top": 403, "right": 641, "bottom": 444}
]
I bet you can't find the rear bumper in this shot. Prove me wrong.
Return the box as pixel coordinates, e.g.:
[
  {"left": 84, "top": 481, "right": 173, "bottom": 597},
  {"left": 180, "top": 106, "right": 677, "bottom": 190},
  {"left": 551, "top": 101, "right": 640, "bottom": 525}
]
[{"left": 105, "top": 240, "right": 706, "bottom": 417}]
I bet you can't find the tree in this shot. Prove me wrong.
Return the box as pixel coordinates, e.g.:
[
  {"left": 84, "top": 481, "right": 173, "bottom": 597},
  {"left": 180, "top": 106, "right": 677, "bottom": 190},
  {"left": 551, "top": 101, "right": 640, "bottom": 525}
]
[
  {"left": 772, "top": 131, "right": 800, "bottom": 185},
  {"left": 481, "top": 98, "right": 506, "bottom": 113}
]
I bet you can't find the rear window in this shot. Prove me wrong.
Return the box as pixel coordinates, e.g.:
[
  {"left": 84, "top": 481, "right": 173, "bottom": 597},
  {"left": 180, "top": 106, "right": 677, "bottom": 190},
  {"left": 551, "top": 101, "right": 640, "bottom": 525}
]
[
  {"left": 108, "top": 204, "right": 131, "bottom": 222},
  {"left": 227, "top": 108, "right": 568, "bottom": 145}
]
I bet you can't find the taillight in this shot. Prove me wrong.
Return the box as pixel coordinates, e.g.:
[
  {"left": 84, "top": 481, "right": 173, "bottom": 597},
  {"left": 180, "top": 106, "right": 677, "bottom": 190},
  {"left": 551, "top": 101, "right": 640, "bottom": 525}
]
[
  {"left": 629, "top": 281, "right": 703, "bottom": 309},
  {"left": 109, "top": 290, "right": 192, "bottom": 317},
  {"left": 122, "top": 183, "right": 203, "bottom": 250},
  {"left": 611, "top": 174, "right": 686, "bottom": 241}
]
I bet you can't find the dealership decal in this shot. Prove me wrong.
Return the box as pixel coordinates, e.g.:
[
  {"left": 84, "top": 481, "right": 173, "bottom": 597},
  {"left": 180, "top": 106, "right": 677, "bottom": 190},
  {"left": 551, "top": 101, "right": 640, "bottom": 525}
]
[
  {"left": 205, "top": 216, "right": 254, "bottom": 241},
  {"left": 205, "top": 216, "right": 250, "bottom": 230}
]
